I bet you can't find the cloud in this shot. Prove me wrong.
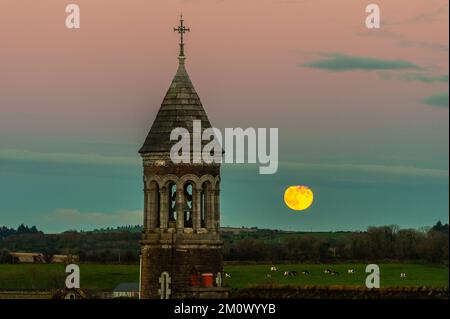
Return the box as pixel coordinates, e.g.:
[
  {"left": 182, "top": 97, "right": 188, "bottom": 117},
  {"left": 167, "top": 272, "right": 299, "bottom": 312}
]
[
  {"left": 302, "top": 53, "right": 419, "bottom": 72},
  {"left": 357, "top": 29, "right": 449, "bottom": 53},
  {"left": 0, "top": 149, "right": 140, "bottom": 166},
  {"left": 281, "top": 162, "right": 448, "bottom": 179},
  {"left": 389, "top": 3, "right": 449, "bottom": 26},
  {"left": 422, "top": 92, "right": 449, "bottom": 108},
  {"left": 380, "top": 72, "right": 449, "bottom": 83},
  {"left": 225, "top": 161, "right": 448, "bottom": 184}
]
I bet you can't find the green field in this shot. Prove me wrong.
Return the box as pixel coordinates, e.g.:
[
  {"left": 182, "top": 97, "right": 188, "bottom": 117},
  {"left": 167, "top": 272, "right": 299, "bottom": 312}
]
[
  {"left": 0, "top": 263, "right": 447, "bottom": 291},
  {"left": 224, "top": 263, "right": 449, "bottom": 289}
]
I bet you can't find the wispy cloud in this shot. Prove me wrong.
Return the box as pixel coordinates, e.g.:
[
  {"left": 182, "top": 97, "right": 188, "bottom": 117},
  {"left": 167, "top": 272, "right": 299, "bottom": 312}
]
[
  {"left": 302, "top": 53, "right": 419, "bottom": 72},
  {"left": 282, "top": 162, "right": 449, "bottom": 179},
  {"left": 422, "top": 92, "right": 449, "bottom": 108},
  {"left": 226, "top": 161, "right": 448, "bottom": 180},
  {"left": 0, "top": 149, "right": 140, "bottom": 166},
  {"left": 357, "top": 27, "right": 449, "bottom": 53},
  {"left": 388, "top": 3, "right": 449, "bottom": 26},
  {"left": 380, "top": 72, "right": 449, "bottom": 83}
]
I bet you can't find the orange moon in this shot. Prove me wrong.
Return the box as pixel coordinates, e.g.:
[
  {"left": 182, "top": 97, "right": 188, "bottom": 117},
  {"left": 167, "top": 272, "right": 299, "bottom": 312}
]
[{"left": 284, "top": 185, "right": 314, "bottom": 211}]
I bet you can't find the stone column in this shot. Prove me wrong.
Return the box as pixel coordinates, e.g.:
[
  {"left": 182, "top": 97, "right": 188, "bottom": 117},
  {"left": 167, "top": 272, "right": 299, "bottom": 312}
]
[
  {"left": 193, "top": 187, "right": 201, "bottom": 231},
  {"left": 143, "top": 187, "right": 149, "bottom": 232},
  {"left": 148, "top": 184, "right": 158, "bottom": 229},
  {"left": 207, "top": 187, "right": 215, "bottom": 231},
  {"left": 214, "top": 188, "right": 220, "bottom": 231},
  {"left": 176, "top": 185, "right": 184, "bottom": 231},
  {"left": 159, "top": 187, "right": 168, "bottom": 230}
]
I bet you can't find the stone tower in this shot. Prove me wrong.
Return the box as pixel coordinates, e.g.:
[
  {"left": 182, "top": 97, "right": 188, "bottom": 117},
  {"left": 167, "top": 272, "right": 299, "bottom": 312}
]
[{"left": 139, "top": 17, "right": 223, "bottom": 299}]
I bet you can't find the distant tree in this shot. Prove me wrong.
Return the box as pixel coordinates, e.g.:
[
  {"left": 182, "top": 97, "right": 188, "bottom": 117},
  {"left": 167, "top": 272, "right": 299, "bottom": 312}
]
[
  {"left": 0, "top": 249, "right": 13, "bottom": 263},
  {"left": 17, "top": 224, "right": 29, "bottom": 234},
  {"left": 42, "top": 248, "right": 57, "bottom": 263},
  {"left": 431, "top": 221, "right": 449, "bottom": 234},
  {"left": 233, "top": 238, "right": 269, "bottom": 261}
]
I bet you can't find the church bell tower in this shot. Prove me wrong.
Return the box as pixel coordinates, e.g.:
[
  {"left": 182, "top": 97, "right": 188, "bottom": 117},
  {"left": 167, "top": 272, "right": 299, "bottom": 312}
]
[{"left": 139, "top": 16, "right": 224, "bottom": 299}]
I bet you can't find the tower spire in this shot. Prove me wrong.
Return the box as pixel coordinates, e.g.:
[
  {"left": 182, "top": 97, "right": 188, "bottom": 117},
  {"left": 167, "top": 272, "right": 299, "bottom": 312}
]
[{"left": 173, "top": 14, "right": 190, "bottom": 63}]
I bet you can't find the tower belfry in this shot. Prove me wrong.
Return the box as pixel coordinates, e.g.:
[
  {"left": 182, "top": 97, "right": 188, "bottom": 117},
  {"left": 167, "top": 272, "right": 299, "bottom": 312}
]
[{"left": 139, "top": 17, "right": 225, "bottom": 299}]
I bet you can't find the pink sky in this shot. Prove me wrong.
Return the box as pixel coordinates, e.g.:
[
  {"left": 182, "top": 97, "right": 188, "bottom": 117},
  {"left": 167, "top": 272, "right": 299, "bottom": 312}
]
[{"left": 0, "top": 0, "right": 448, "bottom": 163}]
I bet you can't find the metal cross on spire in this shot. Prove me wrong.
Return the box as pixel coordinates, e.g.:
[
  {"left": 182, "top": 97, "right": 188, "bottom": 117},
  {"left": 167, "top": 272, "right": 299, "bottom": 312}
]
[{"left": 174, "top": 14, "right": 190, "bottom": 58}]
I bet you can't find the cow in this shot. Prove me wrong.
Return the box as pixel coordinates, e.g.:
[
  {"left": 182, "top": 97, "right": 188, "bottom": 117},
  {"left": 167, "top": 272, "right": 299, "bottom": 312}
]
[
  {"left": 270, "top": 266, "right": 278, "bottom": 272},
  {"left": 283, "top": 271, "right": 298, "bottom": 277},
  {"left": 301, "top": 270, "right": 310, "bottom": 275},
  {"left": 330, "top": 270, "right": 339, "bottom": 276},
  {"left": 324, "top": 268, "right": 332, "bottom": 274},
  {"left": 400, "top": 273, "right": 407, "bottom": 278},
  {"left": 347, "top": 268, "right": 356, "bottom": 274},
  {"left": 224, "top": 272, "right": 232, "bottom": 278},
  {"left": 266, "top": 273, "right": 272, "bottom": 278}
]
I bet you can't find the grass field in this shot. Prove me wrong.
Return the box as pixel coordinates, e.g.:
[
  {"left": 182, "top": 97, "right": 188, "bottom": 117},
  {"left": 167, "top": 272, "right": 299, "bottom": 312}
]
[
  {"left": 224, "top": 263, "right": 449, "bottom": 289},
  {"left": 0, "top": 263, "right": 447, "bottom": 291}
]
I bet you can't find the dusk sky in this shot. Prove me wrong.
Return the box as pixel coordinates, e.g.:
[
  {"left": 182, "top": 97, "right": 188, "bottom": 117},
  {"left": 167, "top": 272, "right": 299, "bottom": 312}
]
[{"left": 0, "top": 0, "right": 448, "bottom": 232}]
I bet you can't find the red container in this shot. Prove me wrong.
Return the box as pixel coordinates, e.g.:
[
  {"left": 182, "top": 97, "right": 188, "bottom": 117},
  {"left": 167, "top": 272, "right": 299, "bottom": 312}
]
[
  {"left": 189, "top": 274, "right": 200, "bottom": 287},
  {"left": 201, "top": 273, "right": 214, "bottom": 287}
]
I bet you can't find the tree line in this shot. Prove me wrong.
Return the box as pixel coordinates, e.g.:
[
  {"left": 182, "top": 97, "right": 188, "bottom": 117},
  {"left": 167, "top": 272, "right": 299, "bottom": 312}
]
[
  {"left": 0, "top": 224, "right": 42, "bottom": 239},
  {"left": 0, "top": 222, "right": 448, "bottom": 265},
  {"left": 223, "top": 222, "right": 449, "bottom": 264}
]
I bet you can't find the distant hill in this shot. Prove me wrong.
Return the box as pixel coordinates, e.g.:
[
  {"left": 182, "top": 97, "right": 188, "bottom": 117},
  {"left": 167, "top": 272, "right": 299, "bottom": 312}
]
[{"left": 89, "top": 225, "right": 143, "bottom": 233}]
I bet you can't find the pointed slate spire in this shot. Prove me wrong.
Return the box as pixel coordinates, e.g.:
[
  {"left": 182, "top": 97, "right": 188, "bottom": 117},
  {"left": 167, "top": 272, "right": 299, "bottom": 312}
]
[{"left": 139, "top": 17, "right": 213, "bottom": 154}]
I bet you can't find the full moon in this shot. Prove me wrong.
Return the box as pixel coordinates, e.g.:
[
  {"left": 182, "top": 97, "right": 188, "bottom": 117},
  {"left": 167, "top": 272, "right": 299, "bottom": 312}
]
[{"left": 284, "top": 185, "right": 314, "bottom": 211}]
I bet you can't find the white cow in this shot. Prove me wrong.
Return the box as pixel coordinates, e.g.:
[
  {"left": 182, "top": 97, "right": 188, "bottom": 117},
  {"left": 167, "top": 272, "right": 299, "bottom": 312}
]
[{"left": 400, "top": 273, "right": 407, "bottom": 278}]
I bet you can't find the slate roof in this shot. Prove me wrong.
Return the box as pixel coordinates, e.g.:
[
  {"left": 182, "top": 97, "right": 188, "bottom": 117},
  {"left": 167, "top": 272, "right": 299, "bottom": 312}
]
[{"left": 139, "top": 59, "right": 213, "bottom": 154}]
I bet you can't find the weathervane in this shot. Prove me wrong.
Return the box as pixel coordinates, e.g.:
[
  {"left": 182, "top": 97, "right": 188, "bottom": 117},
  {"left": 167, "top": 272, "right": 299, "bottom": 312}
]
[{"left": 174, "top": 14, "right": 190, "bottom": 59}]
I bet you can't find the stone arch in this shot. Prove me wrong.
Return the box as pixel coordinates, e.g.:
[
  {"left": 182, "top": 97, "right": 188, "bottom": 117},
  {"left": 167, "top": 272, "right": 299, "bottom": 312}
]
[
  {"left": 145, "top": 175, "right": 163, "bottom": 189},
  {"left": 177, "top": 174, "right": 200, "bottom": 190},
  {"left": 198, "top": 175, "right": 216, "bottom": 191},
  {"left": 214, "top": 176, "right": 221, "bottom": 189},
  {"left": 161, "top": 174, "right": 179, "bottom": 188}
]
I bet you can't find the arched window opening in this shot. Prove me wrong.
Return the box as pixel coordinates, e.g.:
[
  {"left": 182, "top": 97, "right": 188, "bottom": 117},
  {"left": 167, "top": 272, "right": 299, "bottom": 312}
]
[
  {"left": 168, "top": 182, "right": 177, "bottom": 222},
  {"left": 155, "top": 184, "right": 160, "bottom": 228},
  {"left": 184, "top": 182, "right": 193, "bottom": 228},
  {"left": 201, "top": 191, "right": 206, "bottom": 228}
]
